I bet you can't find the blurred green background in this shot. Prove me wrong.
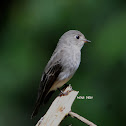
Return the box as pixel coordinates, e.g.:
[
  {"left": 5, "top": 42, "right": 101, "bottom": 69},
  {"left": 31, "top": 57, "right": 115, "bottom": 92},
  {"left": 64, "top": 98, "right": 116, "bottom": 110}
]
[{"left": 0, "top": 0, "right": 126, "bottom": 126}]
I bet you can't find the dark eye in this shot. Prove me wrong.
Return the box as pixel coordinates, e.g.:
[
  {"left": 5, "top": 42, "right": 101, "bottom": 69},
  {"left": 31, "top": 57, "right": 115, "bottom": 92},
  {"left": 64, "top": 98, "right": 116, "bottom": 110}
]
[{"left": 76, "top": 35, "right": 80, "bottom": 39}]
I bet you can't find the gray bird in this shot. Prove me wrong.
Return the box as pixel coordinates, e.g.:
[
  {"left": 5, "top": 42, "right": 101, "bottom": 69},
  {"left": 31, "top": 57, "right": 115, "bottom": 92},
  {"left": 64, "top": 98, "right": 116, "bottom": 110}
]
[{"left": 31, "top": 30, "right": 90, "bottom": 118}]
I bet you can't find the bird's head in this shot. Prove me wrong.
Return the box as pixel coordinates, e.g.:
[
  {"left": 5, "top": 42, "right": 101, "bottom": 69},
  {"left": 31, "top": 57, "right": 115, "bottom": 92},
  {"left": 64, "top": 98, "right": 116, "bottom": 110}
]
[{"left": 59, "top": 30, "right": 91, "bottom": 50}]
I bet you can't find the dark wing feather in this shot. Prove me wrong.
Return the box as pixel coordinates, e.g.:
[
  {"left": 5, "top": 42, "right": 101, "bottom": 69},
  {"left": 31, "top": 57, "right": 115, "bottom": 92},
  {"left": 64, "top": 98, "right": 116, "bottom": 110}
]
[{"left": 31, "top": 63, "right": 62, "bottom": 118}]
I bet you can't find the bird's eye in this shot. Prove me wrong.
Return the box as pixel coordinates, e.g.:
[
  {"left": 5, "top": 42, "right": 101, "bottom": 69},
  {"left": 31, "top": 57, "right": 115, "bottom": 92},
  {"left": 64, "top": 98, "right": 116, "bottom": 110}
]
[{"left": 76, "top": 35, "right": 80, "bottom": 39}]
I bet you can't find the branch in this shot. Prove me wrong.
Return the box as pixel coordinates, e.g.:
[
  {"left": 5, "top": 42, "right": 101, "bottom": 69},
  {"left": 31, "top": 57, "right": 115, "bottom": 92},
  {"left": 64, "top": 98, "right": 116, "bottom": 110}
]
[
  {"left": 35, "top": 85, "right": 97, "bottom": 126},
  {"left": 69, "top": 111, "right": 97, "bottom": 126}
]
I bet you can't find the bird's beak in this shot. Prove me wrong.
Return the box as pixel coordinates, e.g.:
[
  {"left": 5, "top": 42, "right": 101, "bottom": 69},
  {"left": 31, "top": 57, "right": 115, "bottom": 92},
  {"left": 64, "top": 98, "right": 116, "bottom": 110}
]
[{"left": 84, "top": 39, "right": 91, "bottom": 43}]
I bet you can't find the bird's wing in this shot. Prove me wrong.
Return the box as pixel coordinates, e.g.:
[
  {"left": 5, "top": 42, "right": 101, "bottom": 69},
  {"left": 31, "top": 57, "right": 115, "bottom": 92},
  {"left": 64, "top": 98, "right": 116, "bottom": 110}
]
[
  {"left": 38, "top": 62, "right": 62, "bottom": 102},
  {"left": 31, "top": 61, "right": 62, "bottom": 118}
]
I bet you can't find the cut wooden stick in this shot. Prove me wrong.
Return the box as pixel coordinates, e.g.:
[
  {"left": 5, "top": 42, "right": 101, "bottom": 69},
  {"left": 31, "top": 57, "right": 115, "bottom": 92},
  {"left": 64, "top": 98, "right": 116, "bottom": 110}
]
[{"left": 35, "top": 85, "right": 97, "bottom": 126}]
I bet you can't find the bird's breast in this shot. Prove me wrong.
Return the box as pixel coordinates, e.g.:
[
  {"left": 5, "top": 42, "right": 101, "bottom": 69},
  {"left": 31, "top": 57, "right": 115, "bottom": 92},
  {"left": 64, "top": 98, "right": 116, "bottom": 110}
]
[{"left": 58, "top": 47, "right": 81, "bottom": 81}]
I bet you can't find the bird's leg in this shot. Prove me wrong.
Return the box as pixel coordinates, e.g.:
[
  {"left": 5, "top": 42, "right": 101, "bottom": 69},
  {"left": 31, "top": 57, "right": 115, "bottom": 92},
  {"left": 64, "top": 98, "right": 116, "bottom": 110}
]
[
  {"left": 57, "top": 83, "right": 69, "bottom": 95},
  {"left": 58, "top": 88, "right": 66, "bottom": 96},
  {"left": 58, "top": 84, "right": 73, "bottom": 96},
  {"left": 61, "top": 83, "right": 69, "bottom": 90}
]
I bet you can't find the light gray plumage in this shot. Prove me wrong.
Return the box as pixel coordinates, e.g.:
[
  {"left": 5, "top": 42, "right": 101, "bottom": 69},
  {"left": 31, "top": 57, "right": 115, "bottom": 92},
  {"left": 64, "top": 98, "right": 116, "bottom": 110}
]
[{"left": 31, "top": 30, "right": 90, "bottom": 118}]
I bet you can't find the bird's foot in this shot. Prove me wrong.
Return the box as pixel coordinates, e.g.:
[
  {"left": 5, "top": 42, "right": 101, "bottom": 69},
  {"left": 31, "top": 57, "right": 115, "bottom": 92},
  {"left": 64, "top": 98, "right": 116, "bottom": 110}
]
[
  {"left": 59, "top": 90, "right": 69, "bottom": 96},
  {"left": 58, "top": 85, "right": 73, "bottom": 96},
  {"left": 60, "top": 83, "right": 69, "bottom": 90}
]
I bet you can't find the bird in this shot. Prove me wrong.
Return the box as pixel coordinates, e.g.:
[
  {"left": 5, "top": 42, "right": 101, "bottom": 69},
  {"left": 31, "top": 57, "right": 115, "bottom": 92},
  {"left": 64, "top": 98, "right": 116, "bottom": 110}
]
[{"left": 31, "top": 30, "right": 91, "bottom": 118}]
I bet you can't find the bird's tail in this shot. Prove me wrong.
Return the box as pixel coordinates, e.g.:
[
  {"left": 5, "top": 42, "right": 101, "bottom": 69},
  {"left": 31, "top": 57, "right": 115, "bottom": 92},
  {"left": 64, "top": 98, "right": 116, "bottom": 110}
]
[
  {"left": 31, "top": 100, "right": 41, "bottom": 119},
  {"left": 31, "top": 91, "right": 55, "bottom": 119}
]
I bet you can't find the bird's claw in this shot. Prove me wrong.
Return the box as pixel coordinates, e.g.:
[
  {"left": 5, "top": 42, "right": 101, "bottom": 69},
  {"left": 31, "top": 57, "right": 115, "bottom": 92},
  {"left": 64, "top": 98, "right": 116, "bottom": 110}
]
[{"left": 58, "top": 86, "right": 73, "bottom": 96}]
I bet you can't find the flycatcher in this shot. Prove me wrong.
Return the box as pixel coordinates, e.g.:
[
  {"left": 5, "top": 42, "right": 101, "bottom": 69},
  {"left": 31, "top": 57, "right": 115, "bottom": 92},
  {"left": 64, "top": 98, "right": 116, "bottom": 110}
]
[{"left": 31, "top": 30, "right": 91, "bottom": 118}]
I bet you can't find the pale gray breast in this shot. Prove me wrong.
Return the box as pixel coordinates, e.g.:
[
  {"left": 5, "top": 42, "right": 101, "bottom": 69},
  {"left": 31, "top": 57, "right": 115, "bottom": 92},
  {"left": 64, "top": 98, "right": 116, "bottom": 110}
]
[{"left": 57, "top": 46, "right": 81, "bottom": 81}]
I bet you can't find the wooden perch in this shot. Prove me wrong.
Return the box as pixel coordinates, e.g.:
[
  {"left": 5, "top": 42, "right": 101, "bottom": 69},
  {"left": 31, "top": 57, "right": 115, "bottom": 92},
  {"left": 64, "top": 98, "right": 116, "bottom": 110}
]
[{"left": 36, "top": 85, "right": 97, "bottom": 126}]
